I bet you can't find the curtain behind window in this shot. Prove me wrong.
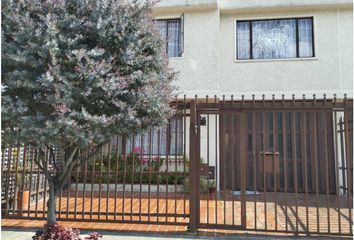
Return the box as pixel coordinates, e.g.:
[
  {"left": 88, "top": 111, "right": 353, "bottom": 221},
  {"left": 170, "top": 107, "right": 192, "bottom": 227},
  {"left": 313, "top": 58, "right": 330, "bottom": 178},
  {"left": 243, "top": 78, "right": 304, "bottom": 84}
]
[
  {"left": 167, "top": 20, "right": 180, "bottom": 57},
  {"left": 123, "top": 118, "right": 183, "bottom": 155},
  {"left": 156, "top": 20, "right": 181, "bottom": 57},
  {"left": 236, "top": 18, "right": 314, "bottom": 60},
  {"left": 298, "top": 19, "right": 314, "bottom": 57},
  {"left": 252, "top": 19, "right": 297, "bottom": 59},
  {"left": 156, "top": 21, "right": 167, "bottom": 54},
  {"left": 237, "top": 22, "right": 251, "bottom": 60}
]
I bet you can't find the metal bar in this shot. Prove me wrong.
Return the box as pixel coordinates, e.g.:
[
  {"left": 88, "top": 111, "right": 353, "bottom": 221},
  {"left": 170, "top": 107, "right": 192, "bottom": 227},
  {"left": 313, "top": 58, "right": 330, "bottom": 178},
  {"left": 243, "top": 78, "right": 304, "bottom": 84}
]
[
  {"left": 323, "top": 109, "right": 331, "bottom": 233},
  {"left": 58, "top": 150, "right": 63, "bottom": 219},
  {"left": 74, "top": 149, "right": 80, "bottom": 220},
  {"left": 272, "top": 110, "right": 278, "bottom": 231},
  {"left": 97, "top": 147, "right": 103, "bottom": 220},
  {"left": 82, "top": 150, "right": 88, "bottom": 220},
  {"left": 223, "top": 96, "right": 227, "bottom": 226},
  {"left": 165, "top": 119, "right": 170, "bottom": 223},
  {"left": 139, "top": 134, "right": 144, "bottom": 221},
  {"left": 334, "top": 110, "right": 342, "bottom": 234},
  {"left": 183, "top": 95, "right": 187, "bottom": 219},
  {"left": 148, "top": 129, "right": 153, "bottom": 222},
  {"left": 206, "top": 102, "right": 210, "bottom": 225},
  {"left": 89, "top": 150, "right": 96, "bottom": 220},
  {"left": 300, "top": 111, "right": 309, "bottom": 233},
  {"left": 106, "top": 142, "right": 111, "bottom": 220},
  {"left": 262, "top": 109, "right": 267, "bottom": 231},
  {"left": 12, "top": 143, "right": 21, "bottom": 216},
  {"left": 27, "top": 147, "right": 34, "bottom": 218},
  {"left": 343, "top": 103, "right": 353, "bottom": 235},
  {"left": 130, "top": 135, "right": 135, "bottom": 221},
  {"left": 291, "top": 110, "right": 298, "bottom": 233},
  {"left": 230, "top": 96, "right": 235, "bottom": 226},
  {"left": 252, "top": 110, "right": 257, "bottom": 229},
  {"left": 214, "top": 95, "right": 218, "bottom": 225},
  {"left": 339, "top": 117, "right": 347, "bottom": 195},
  {"left": 114, "top": 135, "right": 119, "bottom": 220},
  {"left": 122, "top": 136, "right": 127, "bottom": 220},
  {"left": 281, "top": 104, "right": 288, "bottom": 231},
  {"left": 189, "top": 99, "right": 198, "bottom": 231},
  {"left": 157, "top": 129, "right": 161, "bottom": 222},
  {"left": 240, "top": 109, "right": 247, "bottom": 228},
  {"left": 312, "top": 99, "right": 320, "bottom": 233},
  {"left": 42, "top": 148, "right": 48, "bottom": 219},
  {"left": 35, "top": 149, "right": 41, "bottom": 218},
  {"left": 20, "top": 145, "right": 27, "bottom": 216},
  {"left": 196, "top": 97, "right": 201, "bottom": 228},
  {"left": 174, "top": 113, "right": 178, "bottom": 223}
]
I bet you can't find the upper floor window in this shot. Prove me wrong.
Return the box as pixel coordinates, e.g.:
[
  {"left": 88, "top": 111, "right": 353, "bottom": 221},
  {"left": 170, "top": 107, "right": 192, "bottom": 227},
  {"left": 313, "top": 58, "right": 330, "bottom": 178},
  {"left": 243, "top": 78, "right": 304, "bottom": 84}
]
[
  {"left": 156, "top": 15, "right": 184, "bottom": 57},
  {"left": 236, "top": 18, "right": 314, "bottom": 60}
]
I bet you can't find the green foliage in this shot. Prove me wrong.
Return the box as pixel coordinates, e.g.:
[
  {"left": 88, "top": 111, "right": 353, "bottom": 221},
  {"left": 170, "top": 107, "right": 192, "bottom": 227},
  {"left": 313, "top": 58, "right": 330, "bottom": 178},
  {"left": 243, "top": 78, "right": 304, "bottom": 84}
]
[
  {"left": 81, "top": 149, "right": 185, "bottom": 185},
  {"left": 2, "top": 0, "right": 175, "bottom": 148},
  {"left": 2, "top": 0, "right": 176, "bottom": 222},
  {"left": 183, "top": 177, "right": 215, "bottom": 193}
]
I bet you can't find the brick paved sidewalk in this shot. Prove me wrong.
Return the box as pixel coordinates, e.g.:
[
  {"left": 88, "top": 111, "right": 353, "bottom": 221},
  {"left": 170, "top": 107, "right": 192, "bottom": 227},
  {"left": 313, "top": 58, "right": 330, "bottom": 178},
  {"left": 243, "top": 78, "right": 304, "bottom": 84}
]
[
  {"left": 1, "top": 219, "right": 350, "bottom": 239},
  {"left": 1, "top": 228, "right": 340, "bottom": 240}
]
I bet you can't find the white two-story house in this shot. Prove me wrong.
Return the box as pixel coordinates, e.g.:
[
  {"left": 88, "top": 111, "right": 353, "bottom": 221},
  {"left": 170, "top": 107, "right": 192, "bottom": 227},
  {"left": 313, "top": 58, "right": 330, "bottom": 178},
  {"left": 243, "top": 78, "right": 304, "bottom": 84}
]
[
  {"left": 149, "top": 0, "right": 353, "bottom": 193},
  {"left": 152, "top": 0, "right": 353, "bottom": 99}
]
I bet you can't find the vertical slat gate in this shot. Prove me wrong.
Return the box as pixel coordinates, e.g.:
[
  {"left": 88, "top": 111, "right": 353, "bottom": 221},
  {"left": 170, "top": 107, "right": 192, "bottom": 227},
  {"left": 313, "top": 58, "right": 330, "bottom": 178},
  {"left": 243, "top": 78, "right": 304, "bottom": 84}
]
[{"left": 1, "top": 95, "right": 352, "bottom": 237}]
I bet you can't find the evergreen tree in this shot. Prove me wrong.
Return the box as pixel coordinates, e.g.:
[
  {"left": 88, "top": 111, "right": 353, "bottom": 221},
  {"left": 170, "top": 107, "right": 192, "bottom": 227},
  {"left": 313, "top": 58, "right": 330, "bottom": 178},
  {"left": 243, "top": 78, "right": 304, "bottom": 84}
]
[{"left": 2, "top": 0, "right": 175, "bottom": 223}]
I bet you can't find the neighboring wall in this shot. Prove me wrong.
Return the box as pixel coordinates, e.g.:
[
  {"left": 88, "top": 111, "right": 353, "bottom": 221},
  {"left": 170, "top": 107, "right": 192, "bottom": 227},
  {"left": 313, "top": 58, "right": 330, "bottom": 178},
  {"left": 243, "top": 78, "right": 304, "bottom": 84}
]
[{"left": 153, "top": 1, "right": 353, "bottom": 98}]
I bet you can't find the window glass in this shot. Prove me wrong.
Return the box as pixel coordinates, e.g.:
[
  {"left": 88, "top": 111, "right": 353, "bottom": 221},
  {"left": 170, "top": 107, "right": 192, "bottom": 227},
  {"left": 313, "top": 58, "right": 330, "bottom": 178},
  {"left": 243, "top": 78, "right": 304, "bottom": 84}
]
[
  {"left": 298, "top": 18, "right": 314, "bottom": 57},
  {"left": 236, "top": 21, "right": 250, "bottom": 60},
  {"left": 124, "top": 118, "right": 183, "bottom": 155},
  {"left": 252, "top": 19, "right": 296, "bottom": 59},
  {"left": 156, "top": 19, "right": 182, "bottom": 57},
  {"left": 236, "top": 18, "right": 314, "bottom": 60}
]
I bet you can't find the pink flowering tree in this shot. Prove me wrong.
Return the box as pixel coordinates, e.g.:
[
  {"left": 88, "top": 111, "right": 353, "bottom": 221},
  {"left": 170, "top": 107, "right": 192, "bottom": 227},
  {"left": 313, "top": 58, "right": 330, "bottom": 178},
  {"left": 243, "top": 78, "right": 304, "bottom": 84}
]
[{"left": 2, "top": 0, "right": 175, "bottom": 223}]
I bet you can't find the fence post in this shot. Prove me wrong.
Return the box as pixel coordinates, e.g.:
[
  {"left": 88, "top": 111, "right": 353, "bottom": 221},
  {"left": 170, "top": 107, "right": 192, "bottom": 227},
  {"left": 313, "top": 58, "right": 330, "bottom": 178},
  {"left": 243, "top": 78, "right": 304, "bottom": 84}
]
[{"left": 189, "top": 100, "right": 199, "bottom": 232}]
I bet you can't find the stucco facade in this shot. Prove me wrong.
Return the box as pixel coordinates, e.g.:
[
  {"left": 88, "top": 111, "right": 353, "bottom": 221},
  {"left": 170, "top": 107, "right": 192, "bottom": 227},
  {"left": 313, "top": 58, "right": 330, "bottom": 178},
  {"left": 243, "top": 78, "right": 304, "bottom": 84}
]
[{"left": 153, "top": 0, "right": 353, "bottom": 99}]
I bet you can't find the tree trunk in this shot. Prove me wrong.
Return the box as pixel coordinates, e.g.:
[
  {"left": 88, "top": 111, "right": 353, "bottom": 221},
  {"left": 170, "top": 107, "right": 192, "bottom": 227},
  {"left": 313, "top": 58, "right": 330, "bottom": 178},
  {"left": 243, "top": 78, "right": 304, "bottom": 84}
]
[{"left": 47, "top": 180, "right": 57, "bottom": 223}]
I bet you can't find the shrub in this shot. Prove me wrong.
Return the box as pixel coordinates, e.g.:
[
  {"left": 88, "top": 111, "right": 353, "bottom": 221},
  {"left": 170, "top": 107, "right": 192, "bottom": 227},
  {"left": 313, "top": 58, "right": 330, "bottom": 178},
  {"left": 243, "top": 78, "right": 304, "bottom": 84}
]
[
  {"left": 32, "top": 223, "right": 102, "bottom": 240},
  {"left": 32, "top": 222, "right": 80, "bottom": 240},
  {"left": 84, "top": 232, "right": 102, "bottom": 240}
]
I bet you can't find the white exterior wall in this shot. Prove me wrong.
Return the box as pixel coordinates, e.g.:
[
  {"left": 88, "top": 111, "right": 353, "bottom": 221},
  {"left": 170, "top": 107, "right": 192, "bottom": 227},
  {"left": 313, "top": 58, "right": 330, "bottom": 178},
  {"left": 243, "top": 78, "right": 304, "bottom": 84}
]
[
  {"left": 153, "top": 0, "right": 353, "bottom": 99},
  {"left": 153, "top": 10, "right": 220, "bottom": 96},
  {"left": 153, "top": 1, "right": 352, "bottom": 189},
  {"left": 220, "top": 7, "right": 353, "bottom": 98}
]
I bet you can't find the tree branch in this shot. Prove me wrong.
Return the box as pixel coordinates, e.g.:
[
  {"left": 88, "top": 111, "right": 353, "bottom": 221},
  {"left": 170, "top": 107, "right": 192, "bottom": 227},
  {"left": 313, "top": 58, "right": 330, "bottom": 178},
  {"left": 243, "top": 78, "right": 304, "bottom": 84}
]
[
  {"left": 44, "top": 143, "right": 59, "bottom": 172},
  {"left": 73, "top": 142, "right": 107, "bottom": 169},
  {"left": 58, "top": 161, "right": 76, "bottom": 190},
  {"left": 34, "top": 148, "right": 52, "bottom": 180}
]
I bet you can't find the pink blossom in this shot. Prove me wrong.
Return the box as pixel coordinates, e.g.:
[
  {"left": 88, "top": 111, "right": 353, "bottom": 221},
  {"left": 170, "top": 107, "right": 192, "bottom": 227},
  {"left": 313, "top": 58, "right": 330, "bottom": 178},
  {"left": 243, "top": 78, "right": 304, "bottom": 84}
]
[
  {"left": 132, "top": 146, "right": 141, "bottom": 153},
  {"left": 54, "top": 103, "right": 70, "bottom": 117}
]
